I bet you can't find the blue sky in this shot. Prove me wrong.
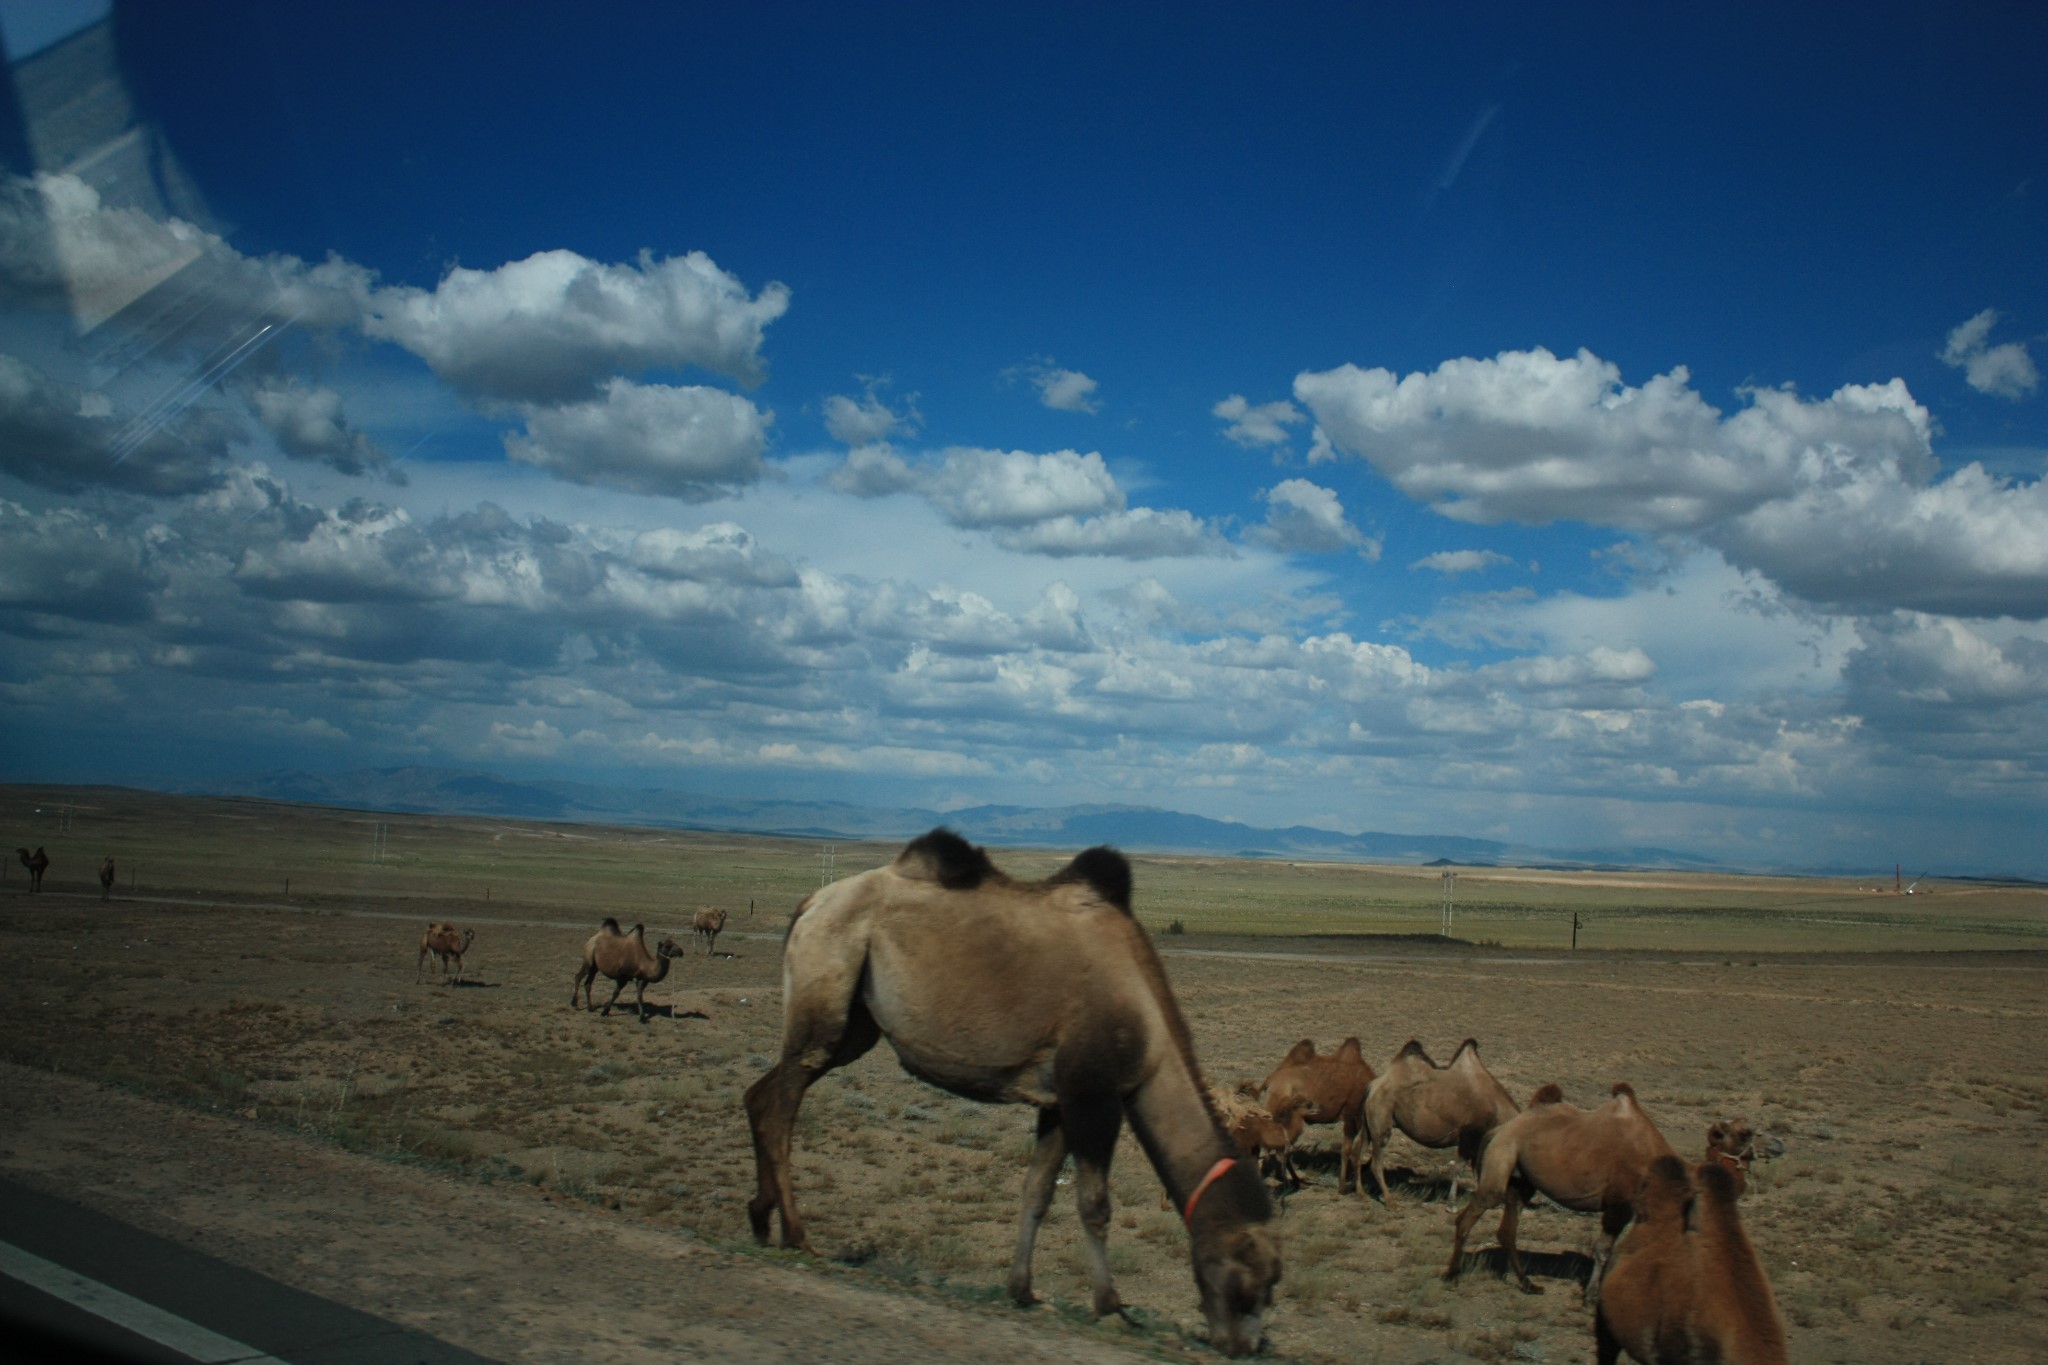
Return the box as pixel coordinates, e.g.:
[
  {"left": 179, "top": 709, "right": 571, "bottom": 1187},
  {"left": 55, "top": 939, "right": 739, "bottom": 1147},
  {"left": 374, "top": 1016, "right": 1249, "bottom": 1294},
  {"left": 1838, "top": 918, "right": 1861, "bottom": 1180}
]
[{"left": 2, "top": 1, "right": 2045, "bottom": 874}]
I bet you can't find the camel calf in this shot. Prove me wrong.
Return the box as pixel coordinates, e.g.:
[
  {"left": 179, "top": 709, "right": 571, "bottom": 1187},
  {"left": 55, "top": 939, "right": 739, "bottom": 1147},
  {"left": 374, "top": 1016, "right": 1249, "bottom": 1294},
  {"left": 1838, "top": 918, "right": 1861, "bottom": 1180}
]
[
  {"left": 1596, "top": 1156, "right": 1788, "bottom": 1364},
  {"left": 417, "top": 922, "right": 475, "bottom": 983},
  {"left": 1260, "top": 1037, "right": 1375, "bottom": 1194},
  {"left": 1446, "top": 1082, "right": 1677, "bottom": 1302},
  {"left": 692, "top": 905, "right": 728, "bottom": 956}
]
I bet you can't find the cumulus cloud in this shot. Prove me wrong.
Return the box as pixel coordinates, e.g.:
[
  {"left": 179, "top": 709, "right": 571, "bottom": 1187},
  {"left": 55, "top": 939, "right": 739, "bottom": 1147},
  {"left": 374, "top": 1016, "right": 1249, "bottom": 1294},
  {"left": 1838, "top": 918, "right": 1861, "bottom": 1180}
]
[
  {"left": 0, "top": 353, "right": 235, "bottom": 495},
  {"left": 364, "top": 247, "right": 790, "bottom": 405},
  {"left": 0, "top": 500, "right": 165, "bottom": 622},
  {"left": 1213, "top": 394, "right": 1305, "bottom": 448},
  {"left": 1013, "top": 361, "right": 1100, "bottom": 413},
  {"left": 1251, "top": 479, "right": 1377, "bottom": 556},
  {"left": 627, "top": 523, "right": 799, "bottom": 587},
  {"left": 247, "top": 378, "right": 399, "bottom": 480},
  {"left": 1940, "top": 309, "right": 2039, "bottom": 400},
  {"left": 994, "top": 507, "right": 1228, "bottom": 559},
  {"left": 1297, "top": 346, "right": 2048, "bottom": 619},
  {"left": 1413, "top": 549, "right": 1514, "bottom": 575},
  {"left": 823, "top": 379, "right": 920, "bottom": 445},
  {"left": 503, "top": 378, "right": 770, "bottom": 499}
]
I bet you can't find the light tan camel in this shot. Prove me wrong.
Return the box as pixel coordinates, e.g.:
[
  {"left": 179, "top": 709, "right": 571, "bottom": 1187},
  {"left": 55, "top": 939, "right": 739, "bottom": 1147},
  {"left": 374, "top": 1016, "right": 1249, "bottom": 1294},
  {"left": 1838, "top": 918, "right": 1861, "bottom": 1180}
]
[
  {"left": 571, "top": 918, "right": 682, "bottom": 1020},
  {"left": 99, "top": 856, "right": 115, "bottom": 902},
  {"left": 744, "top": 829, "right": 1281, "bottom": 1357},
  {"left": 1595, "top": 1155, "right": 1789, "bottom": 1364},
  {"left": 17, "top": 847, "right": 48, "bottom": 893},
  {"left": 1704, "top": 1117, "right": 1783, "bottom": 1197},
  {"left": 1364, "top": 1038, "right": 1520, "bottom": 1204},
  {"left": 1213, "top": 1083, "right": 1308, "bottom": 1188},
  {"left": 416, "top": 922, "right": 475, "bottom": 983},
  {"left": 1445, "top": 1082, "right": 1677, "bottom": 1303},
  {"left": 692, "top": 905, "right": 728, "bottom": 956},
  {"left": 1260, "top": 1036, "right": 1376, "bottom": 1194}
]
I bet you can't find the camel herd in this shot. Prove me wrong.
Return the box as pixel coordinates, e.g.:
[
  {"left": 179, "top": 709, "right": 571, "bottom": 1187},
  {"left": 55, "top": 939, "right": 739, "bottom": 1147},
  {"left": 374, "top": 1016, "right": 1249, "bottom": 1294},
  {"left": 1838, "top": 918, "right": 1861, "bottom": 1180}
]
[
  {"left": 744, "top": 829, "right": 1791, "bottom": 1361},
  {"left": 9, "top": 847, "right": 117, "bottom": 899}
]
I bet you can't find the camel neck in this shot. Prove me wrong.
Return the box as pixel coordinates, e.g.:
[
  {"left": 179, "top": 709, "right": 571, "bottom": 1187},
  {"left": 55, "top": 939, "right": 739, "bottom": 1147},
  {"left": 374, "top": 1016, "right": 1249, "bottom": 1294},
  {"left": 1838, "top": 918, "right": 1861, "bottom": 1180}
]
[{"left": 1123, "top": 1059, "right": 1233, "bottom": 1210}]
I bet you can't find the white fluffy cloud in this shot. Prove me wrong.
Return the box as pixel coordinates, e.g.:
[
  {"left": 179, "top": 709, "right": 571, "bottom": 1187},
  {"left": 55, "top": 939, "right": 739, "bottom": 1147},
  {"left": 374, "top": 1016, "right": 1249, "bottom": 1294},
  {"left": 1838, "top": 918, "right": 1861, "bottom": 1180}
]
[
  {"left": 1412, "top": 549, "right": 1514, "bottom": 575},
  {"left": 1213, "top": 394, "right": 1305, "bottom": 448},
  {"left": 1298, "top": 346, "right": 2048, "bottom": 620},
  {"left": 823, "top": 382, "right": 919, "bottom": 445},
  {"left": 503, "top": 379, "right": 770, "bottom": 499},
  {"left": 1016, "top": 361, "right": 1100, "bottom": 413},
  {"left": 364, "top": 248, "right": 790, "bottom": 405},
  {"left": 1251, "top": 479, "right": 1377, "bottom": 556},
  {"left": 248, "top": 378, "right": 398, "bottom": 480},
  {"left": 1940, "top": 309, "right": 2039, "bottom": 401}
]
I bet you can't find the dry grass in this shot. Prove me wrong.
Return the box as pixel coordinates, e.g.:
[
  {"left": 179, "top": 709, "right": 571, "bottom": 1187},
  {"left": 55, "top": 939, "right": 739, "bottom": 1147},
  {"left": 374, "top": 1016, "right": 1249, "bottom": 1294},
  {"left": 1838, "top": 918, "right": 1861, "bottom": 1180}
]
[{"left": 3, "top": 787, "right": 2046, "bottom": 1361}]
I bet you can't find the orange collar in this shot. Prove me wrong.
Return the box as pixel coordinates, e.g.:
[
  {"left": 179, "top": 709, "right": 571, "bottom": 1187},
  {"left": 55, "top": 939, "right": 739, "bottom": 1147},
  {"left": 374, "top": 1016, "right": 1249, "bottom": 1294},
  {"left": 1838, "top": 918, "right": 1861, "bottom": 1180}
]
[
  {"left": 1714, "top": 1150, "right": 1745, "bottom": 1171},
  {"left": 1183, "top": 1157, "right": 1238, "bottom": 1226}
]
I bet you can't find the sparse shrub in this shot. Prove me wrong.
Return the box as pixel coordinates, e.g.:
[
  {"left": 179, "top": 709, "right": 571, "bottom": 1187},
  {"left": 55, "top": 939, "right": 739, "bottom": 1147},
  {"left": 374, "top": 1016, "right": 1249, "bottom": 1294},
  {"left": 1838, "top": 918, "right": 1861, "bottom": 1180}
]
[{"left": 1166, "top": 918, "right": 1187, "bottom": 935}]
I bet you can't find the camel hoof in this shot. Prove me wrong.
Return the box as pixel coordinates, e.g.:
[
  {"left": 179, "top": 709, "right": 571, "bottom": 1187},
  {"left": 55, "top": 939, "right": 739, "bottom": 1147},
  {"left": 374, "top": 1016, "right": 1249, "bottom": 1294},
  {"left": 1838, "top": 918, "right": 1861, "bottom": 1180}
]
[{"left": 1518, "top": 1281, "right": 1544, "bottom": 1296}]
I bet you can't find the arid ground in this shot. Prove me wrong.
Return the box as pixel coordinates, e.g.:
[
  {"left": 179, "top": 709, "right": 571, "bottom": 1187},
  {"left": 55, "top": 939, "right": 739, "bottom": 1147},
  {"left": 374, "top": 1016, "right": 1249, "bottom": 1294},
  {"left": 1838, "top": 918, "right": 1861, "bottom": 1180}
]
[{"left": 3, "top": 787, "right": 2045, "bottom": 1363}]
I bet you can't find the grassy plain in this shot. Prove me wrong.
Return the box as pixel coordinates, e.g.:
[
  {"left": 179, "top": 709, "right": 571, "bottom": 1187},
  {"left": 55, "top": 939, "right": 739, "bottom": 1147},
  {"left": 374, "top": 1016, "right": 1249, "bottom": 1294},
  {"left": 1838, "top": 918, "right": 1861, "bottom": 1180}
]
[{"left": 3, "top": 784, "right": 2046, "bottom": 1363}]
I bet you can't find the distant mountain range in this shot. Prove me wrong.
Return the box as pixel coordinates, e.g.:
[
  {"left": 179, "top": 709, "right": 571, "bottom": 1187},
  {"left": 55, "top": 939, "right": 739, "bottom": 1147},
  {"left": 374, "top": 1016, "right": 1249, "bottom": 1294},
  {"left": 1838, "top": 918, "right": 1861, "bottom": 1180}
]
[{"left": 191, "top": 765, "right": 1730, "bottom": 872}]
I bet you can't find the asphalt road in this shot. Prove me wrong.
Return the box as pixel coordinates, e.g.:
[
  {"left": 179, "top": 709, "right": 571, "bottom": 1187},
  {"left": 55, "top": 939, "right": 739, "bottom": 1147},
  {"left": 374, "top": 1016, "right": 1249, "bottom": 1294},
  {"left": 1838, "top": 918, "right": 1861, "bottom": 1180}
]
[{"left": 0, "top": 1178, "right": 496, "bottom": 1364}]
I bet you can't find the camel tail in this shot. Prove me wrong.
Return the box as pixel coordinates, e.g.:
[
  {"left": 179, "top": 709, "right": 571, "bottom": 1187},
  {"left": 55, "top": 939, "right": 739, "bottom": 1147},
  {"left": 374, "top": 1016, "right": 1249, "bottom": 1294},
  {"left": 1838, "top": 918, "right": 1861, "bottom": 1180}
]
[{"left": 1049, "top": 845, "right": 1132, "bottom": 914}]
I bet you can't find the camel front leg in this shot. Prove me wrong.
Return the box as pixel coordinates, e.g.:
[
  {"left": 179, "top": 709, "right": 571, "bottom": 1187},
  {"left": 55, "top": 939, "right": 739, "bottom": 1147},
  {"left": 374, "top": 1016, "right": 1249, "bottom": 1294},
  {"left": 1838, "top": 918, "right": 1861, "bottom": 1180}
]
[
  {"left": 600, "top": 976, "right": 628, "bottom": 1016},
  {"left": 1498, "top": 1191, "right": 1540, "bottom": 1294},
  {"left": 1007, "top": 1108, "right": 1067, "bottom": 1306}
]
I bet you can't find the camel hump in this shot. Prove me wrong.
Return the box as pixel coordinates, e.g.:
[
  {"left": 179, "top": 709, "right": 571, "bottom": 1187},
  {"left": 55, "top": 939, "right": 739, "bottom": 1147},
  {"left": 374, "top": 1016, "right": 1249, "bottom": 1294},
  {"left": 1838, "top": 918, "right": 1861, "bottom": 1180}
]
[
  {"left": 1396, "top": 1038, "right": 1431, "bottom": 1062},
  {"left": 1529, "top": 1082, "right": 1565, "bottom": 1106},
  {"left": 1048, "top": 845, "right": 1132, "bottom": 913},
  {"left": 1695, "top": 1158, "right": 1742, "bottom": 1208},
  {"left": 1453, "top": 1037, "right": 1481, "bottom": 1059},
  {"left": 1611, "top": 1081, "right": 1638, "bottom": 1103},
  {"left": 599, "top": 916, "right": 622, "bottom": 933},
  {"left": 896, "top": 828, "right": 1000, "bottom": 890},
  {"left": 1336, "top": 1036, "right": 1365, "bottom": 1063}
]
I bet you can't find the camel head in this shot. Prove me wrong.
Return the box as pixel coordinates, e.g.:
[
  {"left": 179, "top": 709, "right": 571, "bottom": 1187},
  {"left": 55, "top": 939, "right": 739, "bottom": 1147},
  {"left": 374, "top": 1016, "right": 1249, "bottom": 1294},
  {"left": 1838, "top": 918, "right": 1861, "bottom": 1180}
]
[
  {"left": 1191, "top": 1216, "right": 1281, "bottom": 1358},
  {"left": 1706, "top": 1117, "right": 1784, "bottom": 1166},
  {"left": 656, "top": 936, "right": 685, "bottom": 960}
]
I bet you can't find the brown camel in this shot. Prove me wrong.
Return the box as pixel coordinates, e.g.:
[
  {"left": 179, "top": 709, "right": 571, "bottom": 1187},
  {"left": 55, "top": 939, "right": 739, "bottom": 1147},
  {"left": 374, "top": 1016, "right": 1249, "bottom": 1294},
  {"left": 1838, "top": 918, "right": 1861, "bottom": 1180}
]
[
  {"left": 1213, "top": 1083, "right": 1309, "bottom": 1188},
  {"left": 744, "top": 829, "right": 1281, "bottom": 1357},
  {"left": 1704, "top": 1117, "right": 1784, "bottom": 1197},
  {"left": 692, "top": 905, "right": 728, "bottom": 956},
  {"left": 1595, "top": 1156, "right": 1789, "bottom": 1364},
  {"left": 1445, "top": 1082, "right": 1677, "bottom": 1303},
  {"left": 571, "top": 918, "right": 682, "bottom": 1020},
  {"left": 1260, "top": 1036, "right": 1376, "bottom": 1194},
  {"left": 416, "top": 922, "right": 475, "bottom": 984},
  {"left": 99, "top": 856, "right": 115, "bottom": 902},
  {"left": 17, "top": 846, "right": 48, "bottom": 893},
  {"left": 1363, "top": 1038, "right": 1520, "bottom": 1204}
]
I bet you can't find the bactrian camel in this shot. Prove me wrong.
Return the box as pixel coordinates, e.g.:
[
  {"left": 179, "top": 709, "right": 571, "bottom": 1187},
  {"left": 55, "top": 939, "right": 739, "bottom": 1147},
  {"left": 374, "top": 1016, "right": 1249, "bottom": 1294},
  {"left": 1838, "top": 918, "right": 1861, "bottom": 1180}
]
[
  {"left": 1259, "top": 1036, "right": 1375, "bottom": 1194},
  {"left": 99, "top": 856, "right": 115, "bottom": 902},
  {"left": 416, "top": 922, "right": 475, "bottom": 984},
  {"left": 1445, "top": 1082, "right": 1677, "bottom": 1304},
  {"left": 1363, "top": 1037, "right": 1520, "bottom": 1204},
  {"left": 571, "top": 918, "right": 683, "bottom": 1021},
  {"left": 692, "top": 905, "right": 728, "bottom": 956},
  {"left": 744, "top": 829, "right": 1281, "bottom": 1357},
  {"left": 1595, "top": 1155, "right": 1789, "bottom": 1364},
  {"left": 17, "top": 847, "right": 48, "bottom": 893}
]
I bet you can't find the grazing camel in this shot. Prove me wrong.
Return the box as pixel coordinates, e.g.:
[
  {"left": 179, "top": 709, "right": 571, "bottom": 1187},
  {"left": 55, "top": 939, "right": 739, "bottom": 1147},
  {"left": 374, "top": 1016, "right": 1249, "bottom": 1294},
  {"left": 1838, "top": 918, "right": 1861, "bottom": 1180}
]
[
  {"left": 99, "top": 856, "right": 116, "bottom": 902},
  {"left": 571, "top": 918, "right": 683, "bottom": 1020},
  {"left": 744, "top": 829, "right": 1281, "bottom": 1357},
  {"left": 1260, "top": 1036, "right": 1376, "bottom": 1194},
  {"left": 692, "top": 905, "right": 728, "bottom": 956},
  {"left": 17, "top": 847, "right": 48, "bottom": 893},
  {"left": 1704, "top": 1117, "right": 1784, "bottom": 1197},
  {"left": 1595, "top": 1156, "right": 1789, "bottom": 1364},
  {"left": 1363, "top": 1038, "right": 1520, "bottom": 1204},
  {"left": 1212, "top": 1083, "right": 1308, "bottom": 1188},
  {"left": 1445, "top": 1082, "right": 1677, "bottom": 1302},
  {"left": 416, "top": 922, "right": 476, "bottom": 984}
]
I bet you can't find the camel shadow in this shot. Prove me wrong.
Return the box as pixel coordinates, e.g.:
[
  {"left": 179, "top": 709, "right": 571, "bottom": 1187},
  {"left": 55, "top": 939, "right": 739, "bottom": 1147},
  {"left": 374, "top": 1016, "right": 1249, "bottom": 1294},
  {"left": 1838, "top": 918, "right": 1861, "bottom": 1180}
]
[
  {"left": 443, "top": 978, "right": 499, "bottom": 989},
  {"left": 596, "top": 1003, "right": 711, "bottom": 1023},
  {"left": 1376, "top": 1165, "right": 1459, "bottom": 1203},
  {"left": 1449, "top": 1245, "right": 1596, "bottom": 1290}
]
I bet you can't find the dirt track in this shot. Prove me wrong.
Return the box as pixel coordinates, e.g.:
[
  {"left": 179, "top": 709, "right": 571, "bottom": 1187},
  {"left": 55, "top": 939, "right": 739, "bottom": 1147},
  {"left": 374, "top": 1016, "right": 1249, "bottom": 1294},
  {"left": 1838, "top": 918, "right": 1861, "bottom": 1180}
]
[{"left": 3, "top": 888, "right": 2046, "bottom": 1363}]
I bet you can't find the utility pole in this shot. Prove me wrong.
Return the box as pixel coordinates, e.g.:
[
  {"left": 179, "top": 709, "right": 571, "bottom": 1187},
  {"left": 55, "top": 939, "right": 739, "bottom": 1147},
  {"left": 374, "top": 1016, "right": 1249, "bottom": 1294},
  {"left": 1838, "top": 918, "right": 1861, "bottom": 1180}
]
[
  {"left": 1440, "top": 870, "right": 1456, "bottom": 937},
  {"left": 1571, "top": 911, "right": 1581, "bottom": 950}
]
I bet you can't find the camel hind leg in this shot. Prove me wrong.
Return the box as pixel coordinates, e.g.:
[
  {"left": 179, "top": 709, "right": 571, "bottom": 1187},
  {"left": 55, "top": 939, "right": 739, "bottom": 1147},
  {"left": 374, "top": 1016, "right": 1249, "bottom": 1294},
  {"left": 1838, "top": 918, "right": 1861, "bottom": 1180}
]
[
  {"left": 744, "top": 986, "right": 880, "bottom": 1252},
  {"left": 1062, "top": 1095, "right": 1128, "bottom": 1318},
  {"left": 1007, "top": 1107, "right": 1068, "bottom": 1306}
]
